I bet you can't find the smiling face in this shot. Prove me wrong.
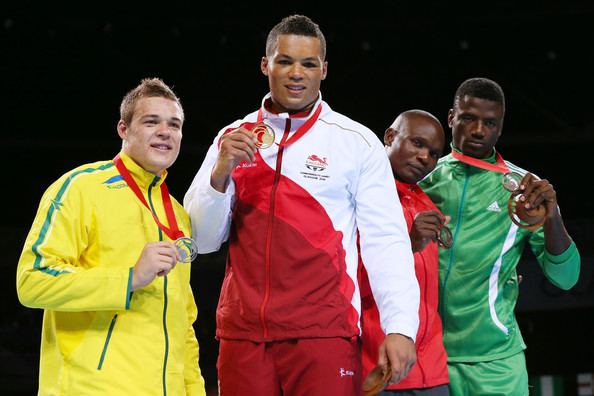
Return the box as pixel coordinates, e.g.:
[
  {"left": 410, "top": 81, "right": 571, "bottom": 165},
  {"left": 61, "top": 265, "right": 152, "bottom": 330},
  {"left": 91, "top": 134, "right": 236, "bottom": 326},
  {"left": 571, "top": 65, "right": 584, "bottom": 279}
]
[
  {"left": 117, "top": 96, "right": 183, "bottom": 175},
  {"left": 384, "top": 112, "right": 445, "bottom": 184},
  {"left": 261, "top": 34, "right": 327, "bottom": 114},
  {"left": 449, "top": 95, "right": 504, "bottom": 159}
]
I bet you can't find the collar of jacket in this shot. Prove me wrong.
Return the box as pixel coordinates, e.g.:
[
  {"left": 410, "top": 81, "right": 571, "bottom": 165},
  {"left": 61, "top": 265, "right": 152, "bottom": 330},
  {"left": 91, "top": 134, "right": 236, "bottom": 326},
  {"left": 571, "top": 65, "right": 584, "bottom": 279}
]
[
  {"left": 448, "top": 143, "right": 498, "bottom": 167},
  {"left": 117, "top": 151, "right": 168, "bottom": 190},
  {"left": 259, "top": 91, "right": 325, "bottom": 123},
  {"left": 396, "top": 179, "right": 419, "bottom": 194}
]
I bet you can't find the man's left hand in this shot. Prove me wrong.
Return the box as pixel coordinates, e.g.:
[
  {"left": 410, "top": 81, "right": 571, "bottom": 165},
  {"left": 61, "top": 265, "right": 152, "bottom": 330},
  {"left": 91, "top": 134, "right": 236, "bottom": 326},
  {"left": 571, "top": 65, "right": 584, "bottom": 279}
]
[{"left": 377, "top": 333, "right": 416, "bottom": 385}]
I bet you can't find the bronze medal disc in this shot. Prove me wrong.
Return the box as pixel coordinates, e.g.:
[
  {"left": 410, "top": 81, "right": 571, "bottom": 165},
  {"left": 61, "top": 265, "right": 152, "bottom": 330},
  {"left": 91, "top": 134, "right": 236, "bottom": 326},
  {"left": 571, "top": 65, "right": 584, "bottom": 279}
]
[
  {"left": 502, "top": 172, "right": 522, "bottom": 192},
  {"left": 362, "top": 364, "right": 391, "bottom": 396},
  {"left": 438, "top": 226, "right": 453, "bottom": 248}
]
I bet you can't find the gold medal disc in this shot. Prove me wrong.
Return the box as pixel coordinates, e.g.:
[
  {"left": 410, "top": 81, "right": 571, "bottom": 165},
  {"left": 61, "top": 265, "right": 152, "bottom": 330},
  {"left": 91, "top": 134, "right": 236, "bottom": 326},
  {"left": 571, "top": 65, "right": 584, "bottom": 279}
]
[{"left": 252, "top": 123, "right": 275, "bottom": 149}]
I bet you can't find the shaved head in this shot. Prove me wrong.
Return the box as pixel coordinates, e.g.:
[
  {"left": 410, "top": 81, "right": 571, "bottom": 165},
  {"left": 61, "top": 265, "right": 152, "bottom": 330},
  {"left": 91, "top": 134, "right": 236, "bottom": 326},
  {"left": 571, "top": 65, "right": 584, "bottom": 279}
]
[
  {"left": 384, "top": 109, "right": 445, "bottom": 184},
  {"left": 389, "top": 109, "right": 443, "bottom": 132}
]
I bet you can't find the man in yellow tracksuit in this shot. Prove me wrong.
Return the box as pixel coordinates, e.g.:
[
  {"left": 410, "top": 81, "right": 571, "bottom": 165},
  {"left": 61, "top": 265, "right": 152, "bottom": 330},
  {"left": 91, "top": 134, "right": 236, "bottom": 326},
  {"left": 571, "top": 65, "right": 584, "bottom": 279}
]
[{"left": 16, "top": 78, "right": 206, "bottom": 396}]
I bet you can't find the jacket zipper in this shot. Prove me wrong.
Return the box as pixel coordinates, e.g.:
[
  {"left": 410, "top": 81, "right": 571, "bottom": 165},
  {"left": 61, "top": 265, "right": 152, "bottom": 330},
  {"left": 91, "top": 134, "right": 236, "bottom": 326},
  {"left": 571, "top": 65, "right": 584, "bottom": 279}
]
[
  {"left": 148, "top": 177, "right": 164, "bottom": 241},
  {"left": 418, "top": 254, "right": 429, "bottom": 385},
  {"left": 439, "top": 166, "right": 469, "bottom": 335},
  {"left": 417, "top": 255, "right": 430, "bottom": 347},
  {"left": 97, "top": 314, "right": 118, "bottom": 370},
  {"left": 162, "top": 277, "right": 169, "bottom": 396},
  {"left": 259, "top": 119, "right": 291, "bottom": 339},
  {"left": 148, "top": 176, "right": 169, "bottom": 396}
]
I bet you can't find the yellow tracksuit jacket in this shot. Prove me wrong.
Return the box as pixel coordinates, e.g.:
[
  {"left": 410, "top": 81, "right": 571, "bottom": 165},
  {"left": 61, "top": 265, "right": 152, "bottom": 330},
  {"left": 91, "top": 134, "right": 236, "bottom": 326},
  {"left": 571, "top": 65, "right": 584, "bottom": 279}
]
[{"left": 17, "top": 152, "right": 206, "bottom": 396}]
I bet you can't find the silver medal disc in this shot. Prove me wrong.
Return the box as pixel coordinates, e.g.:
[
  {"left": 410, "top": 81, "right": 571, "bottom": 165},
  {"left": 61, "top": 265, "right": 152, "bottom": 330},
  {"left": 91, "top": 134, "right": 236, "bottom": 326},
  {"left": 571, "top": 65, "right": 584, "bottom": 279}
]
[{"left": 175, "top": 237, "right": 198, "bottom": 263}]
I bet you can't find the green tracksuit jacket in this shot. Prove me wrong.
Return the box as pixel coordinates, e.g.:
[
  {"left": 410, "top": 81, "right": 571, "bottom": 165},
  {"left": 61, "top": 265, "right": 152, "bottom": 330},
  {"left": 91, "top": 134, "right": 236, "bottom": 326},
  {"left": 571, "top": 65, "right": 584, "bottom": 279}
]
[{"left": 420, "top": 149, "right": 580, "bottom": 362}]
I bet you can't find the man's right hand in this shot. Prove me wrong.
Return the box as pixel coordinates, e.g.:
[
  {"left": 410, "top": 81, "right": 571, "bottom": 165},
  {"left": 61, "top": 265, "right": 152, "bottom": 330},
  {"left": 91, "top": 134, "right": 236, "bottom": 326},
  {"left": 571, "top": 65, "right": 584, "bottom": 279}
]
[
  {"left": 131, "top": 242, "right": 180, "bottom": 291},
  {"left": 410, "top": 210, "right": 446, "bottom": 252},
  {"left": 211, "top": 127, "right": 258, "bottom": 192}
]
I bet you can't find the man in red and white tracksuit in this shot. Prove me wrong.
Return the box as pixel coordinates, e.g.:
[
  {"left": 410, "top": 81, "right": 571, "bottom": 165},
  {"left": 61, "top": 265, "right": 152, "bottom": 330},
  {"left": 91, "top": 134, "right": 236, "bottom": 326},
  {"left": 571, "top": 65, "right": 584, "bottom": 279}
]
[{"left": 184, "top": 15, "right": 419, "bottom": 396}]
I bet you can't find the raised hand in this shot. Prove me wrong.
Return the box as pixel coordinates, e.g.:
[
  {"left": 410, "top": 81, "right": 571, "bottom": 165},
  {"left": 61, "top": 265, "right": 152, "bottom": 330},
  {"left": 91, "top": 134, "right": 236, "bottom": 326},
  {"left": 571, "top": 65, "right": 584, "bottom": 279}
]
[
  {"left": 518, "top": 172, "right": 558, "bottom": 219},
  {"left": 211, "top": 127, "right": 258, "bottom": 192}
]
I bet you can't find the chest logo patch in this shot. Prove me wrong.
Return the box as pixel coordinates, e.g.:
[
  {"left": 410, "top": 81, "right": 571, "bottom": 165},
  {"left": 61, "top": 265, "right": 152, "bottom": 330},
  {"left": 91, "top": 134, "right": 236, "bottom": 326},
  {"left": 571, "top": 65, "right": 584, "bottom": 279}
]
[
  {"left": 487, "top": 201, "right": 501, "bottom": 212},
  {"left": 300, "top": 154, "right": 330, "bottom": 181},
  {"left": 236, "top": 160, "right": 257, "bottom": 169},
  {"left": 103, "top": 175, "right": 128, "bottom": 189},
  {"left": 305, "top": 154, "right": 328, "bottom": 171}
]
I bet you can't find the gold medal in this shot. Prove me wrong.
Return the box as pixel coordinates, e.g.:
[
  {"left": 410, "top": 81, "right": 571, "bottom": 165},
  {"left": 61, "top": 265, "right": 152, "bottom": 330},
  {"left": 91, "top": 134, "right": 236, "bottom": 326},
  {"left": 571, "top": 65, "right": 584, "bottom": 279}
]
[{"left": 252, "top": 122, "right": 275, "bottom": 149}]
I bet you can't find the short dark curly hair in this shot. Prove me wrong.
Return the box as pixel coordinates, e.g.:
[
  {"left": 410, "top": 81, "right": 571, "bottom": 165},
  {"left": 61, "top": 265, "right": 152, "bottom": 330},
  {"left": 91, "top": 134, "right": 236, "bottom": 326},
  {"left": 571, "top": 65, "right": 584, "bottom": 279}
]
[
  {"left": 265, "top": 14, "right": 326, "bottom": 60},
  {"left": 453, "top": 77, "right": 505, "bottom": 111}
]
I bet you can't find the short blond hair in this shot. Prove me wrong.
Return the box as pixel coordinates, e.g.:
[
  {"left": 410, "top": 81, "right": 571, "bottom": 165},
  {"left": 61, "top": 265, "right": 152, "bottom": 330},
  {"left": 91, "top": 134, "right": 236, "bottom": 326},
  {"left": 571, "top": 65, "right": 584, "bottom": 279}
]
[{"left": 119, "top": 78, "right": 183, "bottom": 125}]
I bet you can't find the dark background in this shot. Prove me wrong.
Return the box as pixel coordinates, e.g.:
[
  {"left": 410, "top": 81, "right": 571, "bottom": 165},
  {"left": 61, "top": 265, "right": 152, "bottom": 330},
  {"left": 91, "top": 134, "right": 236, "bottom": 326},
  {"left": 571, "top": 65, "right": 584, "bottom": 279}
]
[{"left": 2, "top": 1, "right": 593, "bottom": 394}]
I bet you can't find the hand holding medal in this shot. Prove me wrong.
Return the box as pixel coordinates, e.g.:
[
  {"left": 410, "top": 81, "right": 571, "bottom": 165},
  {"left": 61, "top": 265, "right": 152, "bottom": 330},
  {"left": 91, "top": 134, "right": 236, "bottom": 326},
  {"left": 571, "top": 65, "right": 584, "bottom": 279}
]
[
  {"left": 411, "top": 211, "right": 452, "bottom": 250},
  {"left": 362, "top": 363, "right": 392, "bottom": 396},
  {"left": 113, "top": 155, "right": 199, "bottom": 265},
  {"left": 502, "top": 172, "right": 547, "bottom": 231},
  {"left": 437, "top": 220, "right": 453, "bottom": 249},
  {"left": 449, "top": 151, "right": 547, "bottom": 232}
]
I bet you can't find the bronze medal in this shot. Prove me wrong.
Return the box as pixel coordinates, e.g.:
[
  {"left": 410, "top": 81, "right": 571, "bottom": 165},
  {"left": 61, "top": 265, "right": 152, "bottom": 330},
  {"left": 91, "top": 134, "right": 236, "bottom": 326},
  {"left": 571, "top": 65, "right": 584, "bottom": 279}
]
[
  {"left": 362, "top": 364, "right": 392, "bottom": 396},
  {"left": 502, "top": 172, "right": 522, "bottom": 192},
  {"left": 507, "top": 192, "right": 546, "bottom": 231},
  {"left": 437, "top": 225, "right": 453, "bottom": 248}
]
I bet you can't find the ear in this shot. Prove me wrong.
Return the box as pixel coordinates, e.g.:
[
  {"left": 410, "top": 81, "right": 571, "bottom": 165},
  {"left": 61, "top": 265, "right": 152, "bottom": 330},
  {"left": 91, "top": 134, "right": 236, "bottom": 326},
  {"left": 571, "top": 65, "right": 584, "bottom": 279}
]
[
  {"left": 261, "top": 56, "right": 269, "bottom": 76},
  {"left": 321, "top": 61, "right": 328, "bottom": 80},
  {"left": 447, "top": 109, "right": 455, "bottom": 128},
  {"left": 117, "top": 120, "right": 128, "bottom": 140},
  {"left": 384, "top": 128, "right": 396, "bottom": 146}
]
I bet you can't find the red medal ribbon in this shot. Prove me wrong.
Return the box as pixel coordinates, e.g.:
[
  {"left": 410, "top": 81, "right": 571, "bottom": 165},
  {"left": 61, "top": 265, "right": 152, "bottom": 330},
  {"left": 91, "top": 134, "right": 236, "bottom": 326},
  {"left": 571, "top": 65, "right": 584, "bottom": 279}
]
[
  {"left": 113, "top": 154, "right": 184, "bottom": 240},
  {"left": 451, "top": 150, "right": 510, "bottom": 174},
  {"left": 257, "top": 103, "right": 323, "bottom": 148}
]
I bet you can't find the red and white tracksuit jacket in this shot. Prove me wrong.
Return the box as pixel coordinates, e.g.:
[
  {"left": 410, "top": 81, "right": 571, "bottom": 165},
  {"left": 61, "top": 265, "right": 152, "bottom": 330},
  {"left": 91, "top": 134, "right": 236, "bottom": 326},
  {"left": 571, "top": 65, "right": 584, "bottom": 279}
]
[
  {"left": 359, "top": 181, "right": 448, "bottom": 389},
  {"left": 184, "top": 93, "right": 419, "bottom": 343}
]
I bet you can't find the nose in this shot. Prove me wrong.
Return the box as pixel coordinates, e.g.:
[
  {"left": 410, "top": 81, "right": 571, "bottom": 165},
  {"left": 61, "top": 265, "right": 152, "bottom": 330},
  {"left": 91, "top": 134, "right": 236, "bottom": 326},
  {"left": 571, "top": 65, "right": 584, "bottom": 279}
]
[
  {"left": 156, "top": 121, "right": 172, "bottom": 137},
  {"left": 288, "top": 64, "right": 304, "bottom": 80},
  {"left": 416, "top": 148, "right": 429, "bottom": 165},
  {"left": 471, "top": 120, "right": 487, "bottom": 138}
]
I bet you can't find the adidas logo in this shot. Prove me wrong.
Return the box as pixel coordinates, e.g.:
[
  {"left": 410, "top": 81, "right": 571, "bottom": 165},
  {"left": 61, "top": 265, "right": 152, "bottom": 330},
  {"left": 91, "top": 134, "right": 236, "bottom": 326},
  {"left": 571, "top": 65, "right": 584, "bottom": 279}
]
[{"left": 487, "top": 201, "right": 501, "bottom": 212}]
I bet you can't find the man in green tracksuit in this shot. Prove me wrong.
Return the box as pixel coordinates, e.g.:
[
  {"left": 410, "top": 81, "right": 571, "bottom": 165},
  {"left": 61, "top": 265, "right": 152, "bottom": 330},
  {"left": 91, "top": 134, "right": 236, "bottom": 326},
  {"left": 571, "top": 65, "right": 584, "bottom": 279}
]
[{"left": 420, "top": 77, "right": 580, "bottom": 396}]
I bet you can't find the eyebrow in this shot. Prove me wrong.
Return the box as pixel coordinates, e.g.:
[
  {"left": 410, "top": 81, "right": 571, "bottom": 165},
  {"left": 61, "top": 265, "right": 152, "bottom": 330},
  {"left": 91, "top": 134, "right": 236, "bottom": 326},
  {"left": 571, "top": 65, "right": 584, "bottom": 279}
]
[
  {"left": 140, "top": 114, "right": 183, "bottom": 124},
  {"left": 278, "top": 54, "right": 320, "bottom": 62},
  {"left": 142, "top": 114, "right": 181, "bottom": 120}
]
